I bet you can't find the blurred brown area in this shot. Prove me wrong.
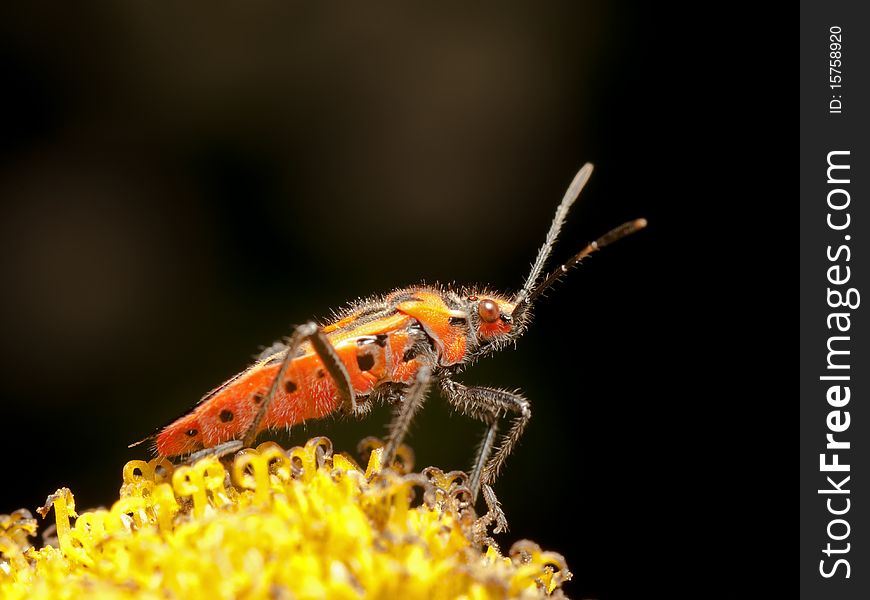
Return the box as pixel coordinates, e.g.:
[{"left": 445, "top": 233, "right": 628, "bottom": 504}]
[{"left": 0, "top": 3, "right": 786, "bottom": 599}]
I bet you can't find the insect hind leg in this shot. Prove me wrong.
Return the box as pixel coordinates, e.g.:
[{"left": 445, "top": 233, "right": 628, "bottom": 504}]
[
  {"left": 256, "top": 340, "right": 288, "bottom": 362},
  {"left": 185, "top": 439, "right": 245, "bottom": 464},
  {"left": 242, "top": 321, "right": 357, "bottom": 447}
]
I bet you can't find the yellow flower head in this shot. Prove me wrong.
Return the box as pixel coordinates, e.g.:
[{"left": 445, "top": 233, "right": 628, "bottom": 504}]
[{"left": 1, "top": 437, "right": 571, "bottom": 599}]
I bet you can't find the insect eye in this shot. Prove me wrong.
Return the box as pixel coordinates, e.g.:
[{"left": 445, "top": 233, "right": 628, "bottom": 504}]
[{"left": 478, "top": 299, "right": 500, "bottom": 323}]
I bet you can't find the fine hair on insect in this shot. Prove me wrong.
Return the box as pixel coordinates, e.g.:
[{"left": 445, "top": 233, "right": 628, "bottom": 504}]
[{"left": 131, "top": 163, "right": 646, "bottom": 533}]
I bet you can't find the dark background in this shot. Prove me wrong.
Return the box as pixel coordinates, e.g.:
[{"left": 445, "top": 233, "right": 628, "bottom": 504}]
[{"left": 0, "top": 3, "right": 787, "bottom": 599}]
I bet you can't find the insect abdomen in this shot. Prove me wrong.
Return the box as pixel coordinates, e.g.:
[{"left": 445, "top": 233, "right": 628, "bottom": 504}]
[{"left": 153, "top": 307, "right": 438, "bottom": 457}]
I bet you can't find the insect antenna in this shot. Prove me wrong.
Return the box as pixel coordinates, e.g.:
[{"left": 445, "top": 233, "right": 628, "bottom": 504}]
[
  {"left": 510, "top": 161, "right": 646, "bottom": 324},
  {"left": 514, "top": 162, "right": 595, "bottom": 307},
  {"left": 520, "top": 218, "right": 647, "bottom": 308},
  {"left": 128, "top": 434, "right": 155, "bottom": 449}
]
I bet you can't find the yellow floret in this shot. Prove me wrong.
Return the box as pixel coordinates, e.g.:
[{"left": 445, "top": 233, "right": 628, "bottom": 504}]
[{"left": 0, "top": 437, "right": 571, "bottom": 599}]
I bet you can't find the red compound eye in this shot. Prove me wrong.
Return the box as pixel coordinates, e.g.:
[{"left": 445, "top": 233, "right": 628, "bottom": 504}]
[{"left": 478, "top": 299, "right": 500, "bottom": 323}]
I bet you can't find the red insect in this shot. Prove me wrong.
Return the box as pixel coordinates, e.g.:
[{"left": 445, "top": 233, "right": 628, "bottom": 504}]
[{"left": 133, "top": 163, "right": 645, "bottom": 530}]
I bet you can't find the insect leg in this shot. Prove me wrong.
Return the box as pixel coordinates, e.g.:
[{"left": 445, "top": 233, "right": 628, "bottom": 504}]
[
  {"left": 441, "top": 379, "right": 531, "bottom": 494},
  {"left": 242, "top": 322, "right": 356, "bottom": 447},
  {"left": 469, "top": 421, "right": 499, "bottom": 501},
  {"left": 478, "top": 392, "right": 531, "bottom": 489},
  {"left": 381, "top": 365, "right": 433, "bottom": 468},
  {"left": 440, "top": 379, "right": 531, "bottom": 533},
  {"left": 185, "top": 439, "right": 245, "bottom": 464},
  {"left": 255, "top": 340, "right": 288, "bottom": 362},
  {"left": 307, "top": 327, "right": 357, "bottom": 416}
]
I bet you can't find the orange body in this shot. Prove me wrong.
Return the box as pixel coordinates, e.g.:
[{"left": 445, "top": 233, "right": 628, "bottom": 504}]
[
  {"left": 146, "top": 164, "right": 644, "bottom": 463},
  {"left": 154, "top": 287, "right": 515, "bottom": 457}
]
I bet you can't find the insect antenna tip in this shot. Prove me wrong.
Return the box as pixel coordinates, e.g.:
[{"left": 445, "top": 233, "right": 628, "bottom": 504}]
[{"left": 127, "top": 436, "right": 154, "bottom": 449}]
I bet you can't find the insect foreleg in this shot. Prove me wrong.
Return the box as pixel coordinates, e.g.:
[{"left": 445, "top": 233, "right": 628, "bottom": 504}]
[
  {"left": 381, "top": 365, "right": 433, "bottom": 469},
  {"left": 440, "top": 379, "right": 531, "bottom": 532},
  {"left": 479, "top": 392, "right": 531, "bottom": 488},
  {"left": 469, "top": 421, "right": 499, "bottom": 501},
  {"left": 242, "top": 321, "right": 356, "bottom": 447}
]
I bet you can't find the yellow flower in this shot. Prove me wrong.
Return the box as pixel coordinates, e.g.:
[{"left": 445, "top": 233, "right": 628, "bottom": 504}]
[{"left": 0, "top": 437, "right": 571, "bottom": 599}]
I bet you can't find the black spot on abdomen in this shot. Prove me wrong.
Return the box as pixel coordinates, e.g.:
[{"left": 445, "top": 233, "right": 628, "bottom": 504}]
[
  {"left": 357, "top": 353, "right": 375, "bottom": 372},
  {"left": 219, "top": 409, "right": 233, "bottom": 423}
]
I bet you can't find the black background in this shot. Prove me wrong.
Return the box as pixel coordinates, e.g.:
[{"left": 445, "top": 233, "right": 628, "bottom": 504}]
[{"left": 0, "top": 3, "right": 788, "bottom": 599}]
